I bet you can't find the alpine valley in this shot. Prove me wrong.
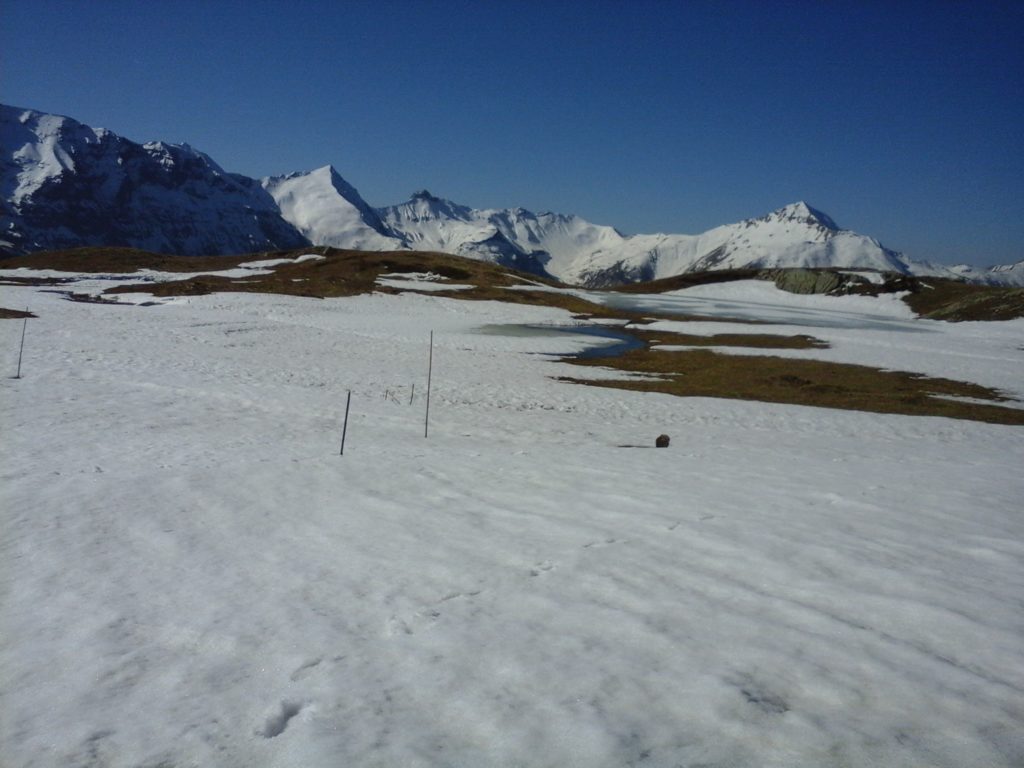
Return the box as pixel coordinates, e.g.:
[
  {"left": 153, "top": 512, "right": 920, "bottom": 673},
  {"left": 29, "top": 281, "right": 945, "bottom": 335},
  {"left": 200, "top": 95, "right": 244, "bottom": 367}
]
[{"left": 2, "top": 103, "right": 1021, "bottom": 287}]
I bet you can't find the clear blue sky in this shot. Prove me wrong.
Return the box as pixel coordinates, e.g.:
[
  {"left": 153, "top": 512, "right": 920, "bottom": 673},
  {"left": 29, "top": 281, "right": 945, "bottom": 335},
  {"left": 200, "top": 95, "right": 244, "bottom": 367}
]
[{"left": 3, "top": 0, "right": 1022, "bottom": 266}]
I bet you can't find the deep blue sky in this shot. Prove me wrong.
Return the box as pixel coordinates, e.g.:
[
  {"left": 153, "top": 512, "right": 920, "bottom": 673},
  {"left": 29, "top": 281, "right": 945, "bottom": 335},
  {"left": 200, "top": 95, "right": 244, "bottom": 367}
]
[{"left": 3, "top": 0, "right": 1022, "bottom": 266}]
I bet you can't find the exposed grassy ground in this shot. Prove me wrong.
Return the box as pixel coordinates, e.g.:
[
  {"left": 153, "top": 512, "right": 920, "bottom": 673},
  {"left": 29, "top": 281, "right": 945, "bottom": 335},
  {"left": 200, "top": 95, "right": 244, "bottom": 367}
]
[
  {"left": 0, "top": 246, "right": 255, "bottom": 273},
  {"left": 609, "top": 268, "right": 764, "bottom": 293},
  {"left": 98, "top": 247, "right": 560, "bottom": 300},
  {"left": 6, "top": 246, "right": 1023, "bottom": 424},
  {"left": 0, "top": 308, "right": 35, "bottom": 319},
  {"left": 561, "top": 340, "right": 1024, "bottom": 426},
  {"left": 902, "top": 279, "right": 1024, "bottom": 321},
  {"left": 629, "top": 328, "right": 828, "bottom": 350}
]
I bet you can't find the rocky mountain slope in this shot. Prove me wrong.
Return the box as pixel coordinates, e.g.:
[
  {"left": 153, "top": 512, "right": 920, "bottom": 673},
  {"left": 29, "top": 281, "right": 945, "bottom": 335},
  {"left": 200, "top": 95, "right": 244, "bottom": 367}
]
[
  {"left": 1, "top": 104, "right": 308, "bottom": 256},
  {"left": 3, "top": 103, "right": 1020, "bottom": 286}
]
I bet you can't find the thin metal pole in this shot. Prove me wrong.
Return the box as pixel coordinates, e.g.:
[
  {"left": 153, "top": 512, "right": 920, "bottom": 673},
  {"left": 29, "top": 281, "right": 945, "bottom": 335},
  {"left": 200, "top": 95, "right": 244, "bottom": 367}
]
[
  {"left": 409, "top": 383, "right": 415, "bottom": 405},
  {"left": 424, "top": 331, "right": 433, "bottom": 438},
  {"left": 15, "top": 309, "right": 28, "bottom": 379},
  {"left": 340, "top": 390, "right": 352, "bottom": 455}
]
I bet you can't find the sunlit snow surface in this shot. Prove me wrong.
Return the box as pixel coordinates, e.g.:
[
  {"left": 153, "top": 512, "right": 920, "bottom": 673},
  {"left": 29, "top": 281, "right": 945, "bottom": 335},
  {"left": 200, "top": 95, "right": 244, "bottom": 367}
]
[{"left": 1, "top": 273, "right": 1023, "bottom": 767}]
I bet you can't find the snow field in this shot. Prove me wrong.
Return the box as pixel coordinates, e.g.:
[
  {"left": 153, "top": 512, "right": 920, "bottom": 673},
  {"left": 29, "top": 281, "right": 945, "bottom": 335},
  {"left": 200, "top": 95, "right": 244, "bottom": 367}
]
[{"left": 1, "top": 279, "right": 1023, "bottom": 767}]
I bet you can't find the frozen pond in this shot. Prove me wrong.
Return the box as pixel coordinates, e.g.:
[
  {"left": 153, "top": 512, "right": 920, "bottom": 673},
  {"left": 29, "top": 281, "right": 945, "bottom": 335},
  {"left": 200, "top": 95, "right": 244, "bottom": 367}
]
[
  {"left": 588, "top": 284, "right": 936, "bottom": 333},
  {"left": 477, "top": 323, "right": 646, "bottom": 360}
]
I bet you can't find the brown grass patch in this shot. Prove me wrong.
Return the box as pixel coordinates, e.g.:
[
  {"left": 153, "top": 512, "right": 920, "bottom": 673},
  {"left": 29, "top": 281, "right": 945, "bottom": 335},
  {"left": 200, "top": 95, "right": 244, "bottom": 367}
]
[
  {"left": 562, "top": 345, "right": 1024, "bottom": 425},
  {"left": 0, "top": 307, "right": 36, "bottom": 319},
  {"left": 101, "top": 248, "right": 561, "bottom": 300},
  {"left": 634, "top": 328, "right": 827, "bottom": 350},
  {"left": 609, "top": 268, "right": 763, "bottom": 294},
  {"left": 0, "top": 246, "right": 254, "bottom": 273},
  {"left": 902, "top": 279, "right": 1024, "bottom": 321}
]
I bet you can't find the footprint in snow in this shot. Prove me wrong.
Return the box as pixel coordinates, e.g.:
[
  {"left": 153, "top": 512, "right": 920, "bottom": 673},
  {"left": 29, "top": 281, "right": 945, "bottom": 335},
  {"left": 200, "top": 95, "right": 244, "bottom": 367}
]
[
  {"left": 386, "top": 590, "right": 482, "bottom": 636},
  {"left": 289, "top": 657, "right": 323, "bottom": 682},
  {"left": 582, "top": 538, "right": 625, "bottom": 549},
  {"left": 529, "top": 562, "right": 555, "bottom": 577},
  {"left": 257, "top": 700, "right": 305, "bottom": 738},
  {"left": 439, "top": 590, "right": 482, "bottom": 602},
  {"left": 387, "top": 615, "right": 415, "bottom": 636}
]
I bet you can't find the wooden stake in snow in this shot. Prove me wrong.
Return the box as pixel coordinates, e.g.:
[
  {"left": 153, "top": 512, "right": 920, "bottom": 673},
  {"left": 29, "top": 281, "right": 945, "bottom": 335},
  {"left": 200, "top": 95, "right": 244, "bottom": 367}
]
[
  {"left": 409, "top": 383, "right": 415, "bottom": 405},
  {"left": 339, "top": 390, "right": 352, "bottom": 456},
  {"left": 424, "top": 331, "right": 433, "bottom": 438},
  {"left": 15, "top": 309, "right": 28, "bottom": 379}
]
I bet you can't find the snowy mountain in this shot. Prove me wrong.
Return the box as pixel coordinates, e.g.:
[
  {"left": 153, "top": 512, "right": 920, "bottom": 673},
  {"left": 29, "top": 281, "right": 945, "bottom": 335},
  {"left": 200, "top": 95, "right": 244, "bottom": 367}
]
[
  {"left": 379, "top": 196, "right": 942, "bottom": 287},
  {"left": 3, "top": 103, "right": 1019, "bottom": 287},
  {"left": 261, "top": 166, "right": 405, "bottom": 252},
  {"left": 0, "top": 104, "right": 308, "bottom": 256},
  {"left": 376, "top": 190, "right": 562, "bottom": 276}
]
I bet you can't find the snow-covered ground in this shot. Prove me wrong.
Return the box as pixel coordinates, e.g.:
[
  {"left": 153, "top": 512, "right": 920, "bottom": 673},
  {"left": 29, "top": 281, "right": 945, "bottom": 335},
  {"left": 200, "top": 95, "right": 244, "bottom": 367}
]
[{"left": 2, "top": 273, "right": 1023, "bottom": 767}]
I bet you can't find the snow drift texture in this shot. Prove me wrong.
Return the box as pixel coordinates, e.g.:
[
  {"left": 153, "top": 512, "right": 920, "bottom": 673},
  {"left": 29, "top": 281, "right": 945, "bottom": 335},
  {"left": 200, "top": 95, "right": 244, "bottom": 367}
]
[
  {"left": 2, "top": 103, "right": 1021, "bottom": 285},
  {"left": 2, "top": 267, "right": 1023, "bottom": 767}
]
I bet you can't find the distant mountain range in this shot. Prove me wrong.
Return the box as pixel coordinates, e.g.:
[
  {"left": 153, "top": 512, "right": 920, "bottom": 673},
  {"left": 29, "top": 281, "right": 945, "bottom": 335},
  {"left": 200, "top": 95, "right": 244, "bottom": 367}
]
[{"left": 2, "top": 103, "right": 1021, "bottom": 287}]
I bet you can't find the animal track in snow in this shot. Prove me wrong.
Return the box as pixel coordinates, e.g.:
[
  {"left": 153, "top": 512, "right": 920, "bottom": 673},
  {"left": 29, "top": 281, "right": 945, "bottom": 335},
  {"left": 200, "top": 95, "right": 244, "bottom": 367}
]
[
  {"left": 529, "top": 561, "right": 555, "bottom": 577},
  {"left": 387, "top": 615, "right": 416, "bottom": 636},
  {"left": 386, "top": 590, "right": 483, "bottom": 636},
  {"left": 258, "top": 700, "right": 305, "bottom": 738},
  {"left": 582, "top": 538, "right": 626, "bottom": 549},
  {"left": 740, "top": 685, "right": 789, "bottom": 715},
  {"left": 289, "top": 657, "right": 323, "bottom": 682},
  {"left": 439, "top": 589, "right": 482, "bottom": 603}
]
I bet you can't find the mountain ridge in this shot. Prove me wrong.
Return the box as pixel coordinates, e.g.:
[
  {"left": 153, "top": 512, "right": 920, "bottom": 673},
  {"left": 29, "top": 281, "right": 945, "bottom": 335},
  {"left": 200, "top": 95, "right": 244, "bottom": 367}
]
[
  {"left": 0, "top": 104, "right": 308, "bottom": 256},
  {"left": 2, "top": 103, "right": 1021, "bottom": 286}
]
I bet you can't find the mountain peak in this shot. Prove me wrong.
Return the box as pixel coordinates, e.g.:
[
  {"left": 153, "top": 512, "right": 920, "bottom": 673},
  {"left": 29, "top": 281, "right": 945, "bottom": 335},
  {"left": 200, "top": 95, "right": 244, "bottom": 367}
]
[
  {"left": 411, "top": 189, "right": 440, "bottom": 202},
  {"left": 322, "top": 164, "right": 346, "bottom": 181},
  {"left": 260, "top": 163, "right": 402, "bottom": 250},
  {"left": 766, "top": 201, "right": 839, "bottom": 230}
]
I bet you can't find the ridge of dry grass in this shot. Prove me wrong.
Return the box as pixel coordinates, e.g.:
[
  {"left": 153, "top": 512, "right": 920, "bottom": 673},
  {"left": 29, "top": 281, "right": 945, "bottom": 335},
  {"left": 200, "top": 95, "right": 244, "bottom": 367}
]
[{"left": 97, "top": 248, "right": 557, "bottom": 300}]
